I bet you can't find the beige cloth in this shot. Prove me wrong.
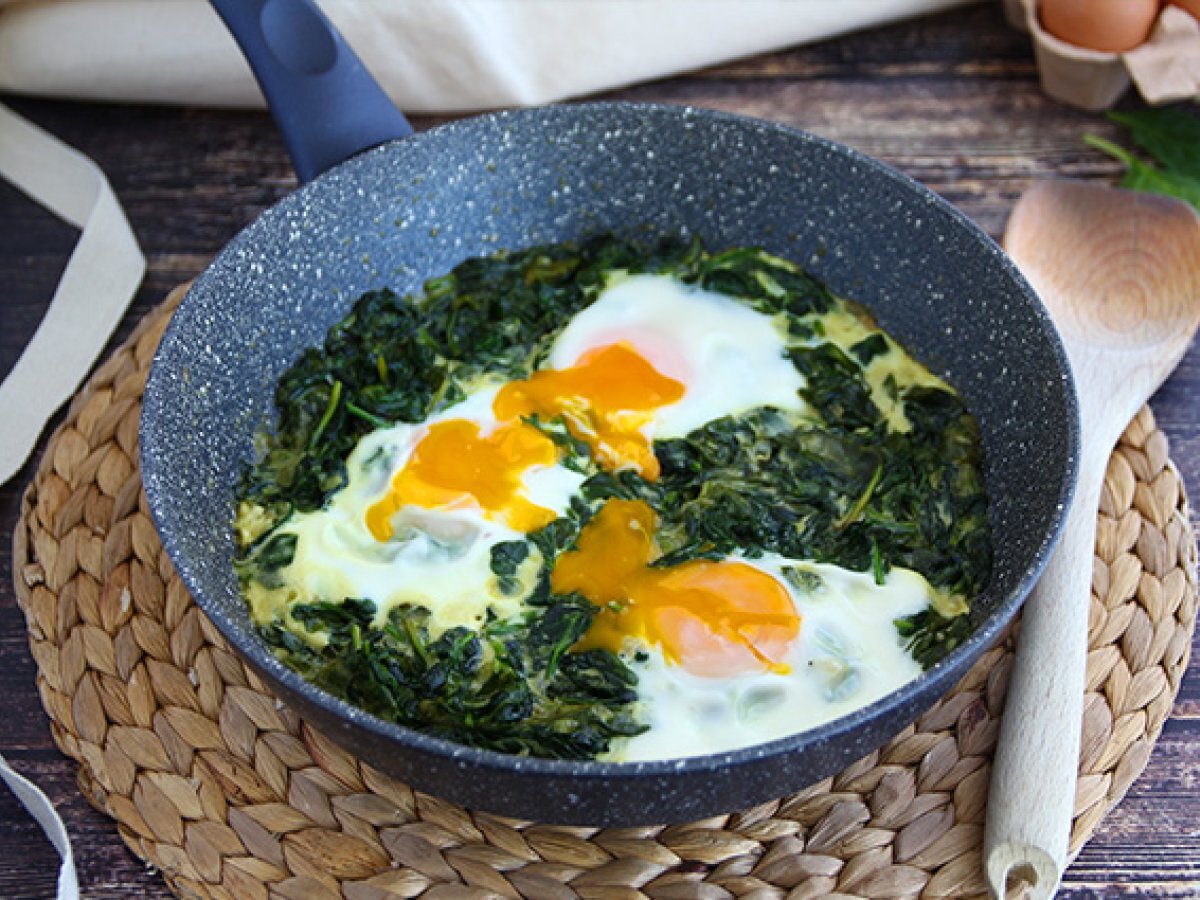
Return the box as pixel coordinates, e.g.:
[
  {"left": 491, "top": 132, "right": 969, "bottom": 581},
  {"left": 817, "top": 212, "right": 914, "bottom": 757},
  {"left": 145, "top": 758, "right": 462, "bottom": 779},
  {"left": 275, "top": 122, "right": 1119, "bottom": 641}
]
[{"left": 0, "top": 0, "right": 980, "bottom": 112}]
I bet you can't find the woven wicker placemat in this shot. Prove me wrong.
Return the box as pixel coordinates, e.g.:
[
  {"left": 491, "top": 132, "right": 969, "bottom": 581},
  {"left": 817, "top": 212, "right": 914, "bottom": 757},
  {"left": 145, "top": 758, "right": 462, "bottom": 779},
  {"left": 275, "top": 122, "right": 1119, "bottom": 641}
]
[{"left": 11, "top": 285, "right": 1198, "bottom": 900}]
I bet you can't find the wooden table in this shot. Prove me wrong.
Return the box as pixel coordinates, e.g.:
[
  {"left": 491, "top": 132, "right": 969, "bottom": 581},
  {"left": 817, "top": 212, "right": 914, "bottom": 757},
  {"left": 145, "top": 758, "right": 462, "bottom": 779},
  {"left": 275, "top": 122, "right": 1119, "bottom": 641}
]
[{"left": 1, "top": 5, "right": 1198, "bottom": 897}]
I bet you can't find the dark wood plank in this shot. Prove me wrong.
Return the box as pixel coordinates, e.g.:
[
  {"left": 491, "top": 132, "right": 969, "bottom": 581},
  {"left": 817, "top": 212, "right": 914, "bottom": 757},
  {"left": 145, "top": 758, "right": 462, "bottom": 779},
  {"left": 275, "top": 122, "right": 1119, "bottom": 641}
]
[{"left": 1, "top": 3, "right": 1197, "bottom": 896}]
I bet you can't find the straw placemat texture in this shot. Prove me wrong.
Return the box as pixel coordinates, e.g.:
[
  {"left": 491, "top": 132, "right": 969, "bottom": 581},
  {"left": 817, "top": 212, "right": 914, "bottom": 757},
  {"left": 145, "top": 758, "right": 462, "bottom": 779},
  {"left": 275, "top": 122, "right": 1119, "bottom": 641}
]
[{"left": 12, "top": 285, "right": 1198, "bottom": 900}]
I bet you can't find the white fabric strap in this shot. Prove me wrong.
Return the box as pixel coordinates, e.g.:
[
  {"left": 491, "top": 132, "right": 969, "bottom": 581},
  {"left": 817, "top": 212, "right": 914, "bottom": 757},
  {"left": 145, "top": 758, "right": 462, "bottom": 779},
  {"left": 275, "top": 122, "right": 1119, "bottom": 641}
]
[
  {"left": 0, "top": 102, "right": 146, "bottom": 485},
  {"left": 0, "top": 753, "right": 79, "bottom": 900}
]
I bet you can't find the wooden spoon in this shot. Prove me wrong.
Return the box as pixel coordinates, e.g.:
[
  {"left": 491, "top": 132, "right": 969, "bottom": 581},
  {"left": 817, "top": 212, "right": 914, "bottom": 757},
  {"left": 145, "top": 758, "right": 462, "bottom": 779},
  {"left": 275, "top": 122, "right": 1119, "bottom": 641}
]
[{"left": 984, "top": 180, "right": 1200, "bottom": 899}]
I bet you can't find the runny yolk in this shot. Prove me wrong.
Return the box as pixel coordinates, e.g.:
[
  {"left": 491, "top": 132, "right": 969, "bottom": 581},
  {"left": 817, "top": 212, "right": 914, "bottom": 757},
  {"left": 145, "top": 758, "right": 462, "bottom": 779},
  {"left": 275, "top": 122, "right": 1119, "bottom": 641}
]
[
  {"left": 552, "top": 499, "right": 802, "bottom": 677},
  {"left": 365, "top": 419, "right": 559, "bottom": 540},
  {"left": 494, "top": 342, "right": 685, "bottom": 480}
]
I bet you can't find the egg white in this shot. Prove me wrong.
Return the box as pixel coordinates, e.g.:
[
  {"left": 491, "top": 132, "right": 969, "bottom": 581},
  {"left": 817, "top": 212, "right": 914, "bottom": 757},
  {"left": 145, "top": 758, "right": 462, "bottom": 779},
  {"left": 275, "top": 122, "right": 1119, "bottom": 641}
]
[
  {"left": 548, "top": 272, "right": 806, "bottom": 437},
  {"left": 271, "top": 384, "right": 584, "bottom": 634},
  {"left": 604, "top": 558, "right": 932, "bottom": 762}
]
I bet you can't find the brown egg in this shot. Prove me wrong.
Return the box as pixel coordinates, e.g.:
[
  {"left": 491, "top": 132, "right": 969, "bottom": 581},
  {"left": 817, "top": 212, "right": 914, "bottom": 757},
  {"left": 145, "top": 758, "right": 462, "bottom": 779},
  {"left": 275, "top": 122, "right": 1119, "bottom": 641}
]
[
  {"left": 1168, "top": 0, "right": 1200, "bottom": 21},
  {"left": 1040, "top": 0, "right": 1163, "bottom": 52}
]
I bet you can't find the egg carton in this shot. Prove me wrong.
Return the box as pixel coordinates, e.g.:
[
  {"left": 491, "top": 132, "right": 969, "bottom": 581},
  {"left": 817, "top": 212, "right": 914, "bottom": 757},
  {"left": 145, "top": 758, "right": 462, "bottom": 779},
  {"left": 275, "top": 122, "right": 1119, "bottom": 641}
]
[{"left": 1002, "top": 0, "right": 1200, "bottom": 110}]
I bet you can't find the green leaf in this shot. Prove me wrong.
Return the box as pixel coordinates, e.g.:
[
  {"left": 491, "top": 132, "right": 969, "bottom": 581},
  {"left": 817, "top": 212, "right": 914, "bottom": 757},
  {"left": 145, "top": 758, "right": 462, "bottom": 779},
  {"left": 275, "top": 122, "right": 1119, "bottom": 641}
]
[
  {"left": 1085, "top": 109, "right": 1200, "bottom": 212},
  {"left": 1117, "top": 163, "right": 1200, "bottom": 209},
  {"left": 1108, "top": 108, "right": 1200, "bottom": 179},
  {"left": 264, "top": 597, "right": 646, "bottom": 760},
  {"left": 489, "top": 541, "right": 530, "bottom": 577}
]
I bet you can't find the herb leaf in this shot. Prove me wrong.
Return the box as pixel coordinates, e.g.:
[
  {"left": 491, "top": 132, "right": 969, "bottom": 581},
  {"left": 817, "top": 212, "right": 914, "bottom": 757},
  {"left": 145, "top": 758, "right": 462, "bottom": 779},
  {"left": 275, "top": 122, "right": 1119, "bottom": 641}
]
[
  {"left": 1085, "top": 107, "right": 1200, "bottom": 211},
  {"left": 1108, "top": 108, "right": 1200, "bottom": 179},
  {"left": 895, "top": 607, "right": 974, "bottom": 670}
]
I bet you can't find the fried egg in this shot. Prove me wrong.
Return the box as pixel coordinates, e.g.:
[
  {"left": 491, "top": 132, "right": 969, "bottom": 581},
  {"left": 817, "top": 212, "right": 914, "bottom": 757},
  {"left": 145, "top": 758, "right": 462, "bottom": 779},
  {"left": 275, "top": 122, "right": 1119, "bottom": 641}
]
[
  {"left": 546, "top": 496, "right": 930, "bottom": 761},
  {"left": 267, "top": 384, "right": 582, "bottom": 633}
]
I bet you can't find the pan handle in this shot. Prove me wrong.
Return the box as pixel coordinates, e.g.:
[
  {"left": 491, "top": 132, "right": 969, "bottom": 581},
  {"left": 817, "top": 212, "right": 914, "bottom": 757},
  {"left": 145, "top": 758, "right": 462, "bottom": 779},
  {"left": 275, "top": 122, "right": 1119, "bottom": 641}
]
[{"left": 209, "top": 0, "right": 413, "bottom": 183}]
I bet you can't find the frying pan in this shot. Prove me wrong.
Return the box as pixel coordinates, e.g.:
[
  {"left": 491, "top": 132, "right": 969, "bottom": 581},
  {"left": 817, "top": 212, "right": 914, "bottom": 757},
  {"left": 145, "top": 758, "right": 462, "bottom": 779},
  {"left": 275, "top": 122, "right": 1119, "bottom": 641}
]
[{"left": 141, "top": 0, "right": 1078, "bottom": 825}]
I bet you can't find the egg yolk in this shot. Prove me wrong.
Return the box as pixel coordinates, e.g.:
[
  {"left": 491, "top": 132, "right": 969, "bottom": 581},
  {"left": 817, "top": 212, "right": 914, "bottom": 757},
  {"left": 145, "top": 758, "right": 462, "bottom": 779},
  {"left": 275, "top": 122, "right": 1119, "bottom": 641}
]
[
  {"left": 365, "top": 419, "right": 559, "bottom": 540},
  {"left": 552, "top": 499, "right": 801, "bottom": 677},
  {"left": 494, "top": 342, "right": 685, "bottom": 480},
  {"left": 366, "top": 343, "right": 686, "bottom": 541}
]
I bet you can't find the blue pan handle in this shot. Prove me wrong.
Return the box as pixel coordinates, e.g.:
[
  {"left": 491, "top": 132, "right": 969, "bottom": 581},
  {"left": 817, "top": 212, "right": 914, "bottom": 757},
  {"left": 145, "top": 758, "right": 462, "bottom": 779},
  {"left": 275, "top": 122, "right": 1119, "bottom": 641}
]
[{"left": 209, "top": 0, "right": 413, "bottom": 183}]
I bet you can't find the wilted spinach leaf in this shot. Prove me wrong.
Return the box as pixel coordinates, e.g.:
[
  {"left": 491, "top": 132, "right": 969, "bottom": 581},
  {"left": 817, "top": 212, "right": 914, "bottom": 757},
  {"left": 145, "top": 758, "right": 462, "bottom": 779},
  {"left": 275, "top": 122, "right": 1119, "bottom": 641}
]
[{"left": 264, "top": 596, "right": 644, "bottom": 758}]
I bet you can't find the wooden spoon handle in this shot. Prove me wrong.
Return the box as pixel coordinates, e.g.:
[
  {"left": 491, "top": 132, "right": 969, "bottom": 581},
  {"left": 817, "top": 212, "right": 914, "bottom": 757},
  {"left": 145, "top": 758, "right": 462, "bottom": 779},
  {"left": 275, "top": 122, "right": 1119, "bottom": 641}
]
[
  {"left": 983, "top": 473, "right": 1101, "bottom": 899},
  {"left": 987, "top": 178, "right": 1200, "bottom": 900}
]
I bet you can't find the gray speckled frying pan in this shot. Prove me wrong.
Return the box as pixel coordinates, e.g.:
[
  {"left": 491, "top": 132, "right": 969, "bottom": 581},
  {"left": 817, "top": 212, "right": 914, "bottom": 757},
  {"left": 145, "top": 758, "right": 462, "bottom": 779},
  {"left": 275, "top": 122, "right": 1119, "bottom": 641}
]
[{"left": 140, "top": 0, "right": 1078, "bottom": 824}]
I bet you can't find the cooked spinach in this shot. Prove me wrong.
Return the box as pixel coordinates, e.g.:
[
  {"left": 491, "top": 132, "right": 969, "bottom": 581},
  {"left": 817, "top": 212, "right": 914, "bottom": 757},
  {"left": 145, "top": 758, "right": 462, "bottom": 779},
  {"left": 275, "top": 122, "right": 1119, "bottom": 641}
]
[
  {"left": 490, "top": 541, "right": 530, "bottom": 597},
  {"left": 237, "top": 234, "right": 992, "bottom": 759},
  {"left": 895, "top": 607, "right": 975, "bottom": 670},
  {"left": 581, "top": 391, "right": 989, "bottom": 602},
  {"left": 236, "top": 531, "right": 297, "bottom": 589},
  {"left": 239, "top": 235, "right": 763, "bottom": 520},
  {"left": 262, "top": 594, "right": 644, "bottom": 758}
]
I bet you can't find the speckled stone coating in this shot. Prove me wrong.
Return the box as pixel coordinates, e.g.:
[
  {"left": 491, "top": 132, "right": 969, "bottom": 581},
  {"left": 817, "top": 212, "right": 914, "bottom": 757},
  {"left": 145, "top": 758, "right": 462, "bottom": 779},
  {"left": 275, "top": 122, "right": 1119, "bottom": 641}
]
[{"left": 141, "top": 103, "right": 1078, "bottom": 826}]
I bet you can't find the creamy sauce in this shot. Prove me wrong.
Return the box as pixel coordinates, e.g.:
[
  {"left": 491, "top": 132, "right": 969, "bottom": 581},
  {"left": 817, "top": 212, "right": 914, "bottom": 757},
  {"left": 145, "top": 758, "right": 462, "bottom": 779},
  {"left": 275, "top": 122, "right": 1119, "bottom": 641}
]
[{"left": 805, "top": 305, "right": 949, "bottom": 432}]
